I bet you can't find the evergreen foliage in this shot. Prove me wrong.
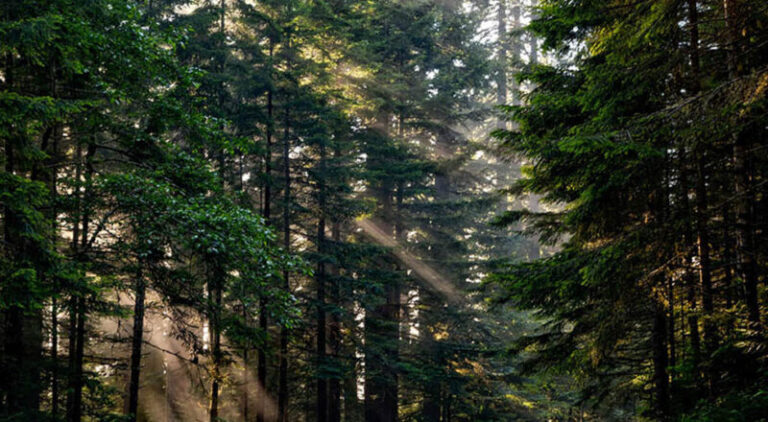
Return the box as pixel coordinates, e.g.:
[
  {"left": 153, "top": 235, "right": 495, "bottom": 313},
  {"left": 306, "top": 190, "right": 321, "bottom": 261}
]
[{"left": 491, "top": 0, "right": 768, "bottom": 419}]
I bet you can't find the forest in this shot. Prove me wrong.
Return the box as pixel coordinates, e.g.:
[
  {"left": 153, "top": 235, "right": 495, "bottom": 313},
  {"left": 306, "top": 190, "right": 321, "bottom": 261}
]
[{"left": 1, "top": 0, "right": 767, "bottom": 421}]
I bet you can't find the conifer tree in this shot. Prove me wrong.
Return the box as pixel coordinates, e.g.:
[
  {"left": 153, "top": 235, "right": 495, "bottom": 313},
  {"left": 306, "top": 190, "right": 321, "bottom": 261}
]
[{"left": 492, "top": 0, "right": 768, "bottom": 418}]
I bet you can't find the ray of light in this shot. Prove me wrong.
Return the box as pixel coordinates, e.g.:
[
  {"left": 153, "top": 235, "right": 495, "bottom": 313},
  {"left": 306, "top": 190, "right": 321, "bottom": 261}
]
[{"left": 356, "top": 219, "right": 459, "bottom": 302}]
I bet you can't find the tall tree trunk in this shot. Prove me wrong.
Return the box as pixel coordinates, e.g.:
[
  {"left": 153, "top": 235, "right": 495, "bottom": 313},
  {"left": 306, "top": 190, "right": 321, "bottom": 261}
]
[
  {"left": 127, "top": 269, "right": 146, "bottom": 422},
  {"left": 51, "top": 295, "right": 60, "bottom": 420},
  {"left": 65, "top": 142, "right": 82, "bottom": 422},
  {"left": 442, "top": 393, "right": 452, "bottom": 422},
  {"left": 652, "top": 299, "right": 670, "bottom": 416},
  {"left": 733, "top": 134, "right": 759, "bottom": 326},
  {"left": 49, "top": 123, "right": 62, "bottom": 421},
  {"left": 667, "top": 277, "right": 676, "bottom": 377},
  {"left": 686, "top": 0, "right": 706, "bottom": 369},
  {"left": 242, "top": 315, "right": 250, "bottom": 422},
  {"left": 256, "top": 304, "right": 268, "bottom": 422},
  {"left": 328, "top": 221, "right": 342, "bottom": 422},
  {"left": 528, "top": 0, "right": 538, "bottom": 65},
  {"left": 388, "top": 184, "right": 403, "bottom": 422},
  {"left": 722, "top": 210, "right": 736, "bottom": 315},
  {"left": 423, "top": 157, "right": 450, "bottom": 422},
  {"left": 679, "top": 147, "right": 701, "bottom": 368},
  {"left": 210, "top": 5, "right": 227, "bottom": 416},
  {"left": 364, "top": 114, "right": 399, "bottom": 422},
  {"left": 67, "top": 141, "right": 94, "bottom": 422},
  {"left": 496, "top": 0, "right": 507, "bottom": 129},
  {"left": 3, "top": 120, "right": 45, "bottom": 419},
  {"left": 278, "top": 57, "right": 292, "bottom": 421},
  {"left": 420, "top": 298, "right": 441, "bottom": 422},
  {"left": 526, "top": 4, "right": 541, "bottom": 260},
  {"left": 257, "top": 37, "right": 275, "bottom": 422},
  {"left": 240, "top": 151, "right": 249, "bottom": 422},
  {"left": 343, "top": 363, "right": 359, "bottom": 420},
  {"left": 0, "top": 53, "right": 11, "bottom": 418},
  {"left": 695, "top": 153, "right": 718, "bottom": 395},
  {"left": 723, "top": 0, "right": 761, "bottom": 327},
  {"left": 34, "top": 114, "right": 60, "bottom": 421},
  {"left": 66, "top": 297, "right": 86, "bottom": 422},
  {"left": 510, "top": 2, "right": 521, "bottom": 107},
  {"left": 688, "top": 2, "right": 718, "bottom": 393},
  {"left": 209, "top": 271, "right": 223, "bottom": 422},
  {"left": 316, "top": 140, "right": 328, "bottom": 422},
  {"left": 65, "top": 301, "right": 76, "bottom": 421}
]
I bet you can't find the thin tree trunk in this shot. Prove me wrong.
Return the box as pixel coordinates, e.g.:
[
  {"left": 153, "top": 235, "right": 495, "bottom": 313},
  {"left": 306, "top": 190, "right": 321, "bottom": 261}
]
[
  {"left": 65, "top": 299, "right": 77, "bottom": 422},
  {"left": 278, "top": 47, "right": 292, "bottom": 420},
  {"left": 442, "top": 393, "right": 452, "bottom": 422},
  {"left": 49, "top": 122, "right": 62, "bottom": 421},
  {"left": 209, "top": 272, "right": 223, "bottom": 422},
  {"left": 733, "top": 135, "right": 759, "bottom": 326},
  {"left": 243, "top": 317, "right": 249, "bottom": 422},
  {"left": 668, "top": 276, "right": 676, "bottom": 377},
  {"left": 257, "top": 37, "right": 275, "bottom": 422},
  {"left": 256, "top": 302, "right": 268, "bottom": 422},
  {"left": 528, "top": 0, "right": 538, "bottom": 65},
  {"left": 127, "top": 269, "right": 146, "bottom": 422},
  {"left": 51, "top": 294, "right": 59, "bottom": 420},
  {"left": 679, "top": 147, "right": 701, "bottom": 368},
  {"left": 316, "top": 141, "right": 328, "bottom": 422},
  {"left": 722, "top": 210, "right": 736, "bottom": 315},
  {"left": 210, "top": 5, "right": 226, "bottom": 418},
  {"left": 388, "top": 185, "right": 403, "bottom": 422},
  {"left": 343, "top": 364, "right": 359, "bottom": 420},
  {"left": 64, "top": 145, "right": 81, "bottom": 420},
  {"left": 328, "top": 221, "right": 342, "bottom": 422},
  {"left": 66, "top": 297, "right": 86, "bottom": 422},
  {"left": 420, "top": 298, "right": 441, "bottom": 422},
  {"left": 652, "top": 299, "right": 670, "bottom": 416},
  {"left": 496, "top": 0, "right": 507, "bottom": 129},
  {"left": 510, "top": 1, "right": 521, "bottom": 107},
  {"left": 685, "top": 0, "right": 706, "bottom": 368},
  {"left": 0, "top": 52, "right": 12, "bottom": 418},
  {"left": 695, "top": 153, "right": 718, "bottom": 395}
]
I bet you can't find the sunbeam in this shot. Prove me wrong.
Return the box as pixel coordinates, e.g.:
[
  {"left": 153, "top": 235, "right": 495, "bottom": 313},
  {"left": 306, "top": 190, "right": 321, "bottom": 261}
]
[{"left": 356, "top": 219, "right": 460, "bottom": 302}]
